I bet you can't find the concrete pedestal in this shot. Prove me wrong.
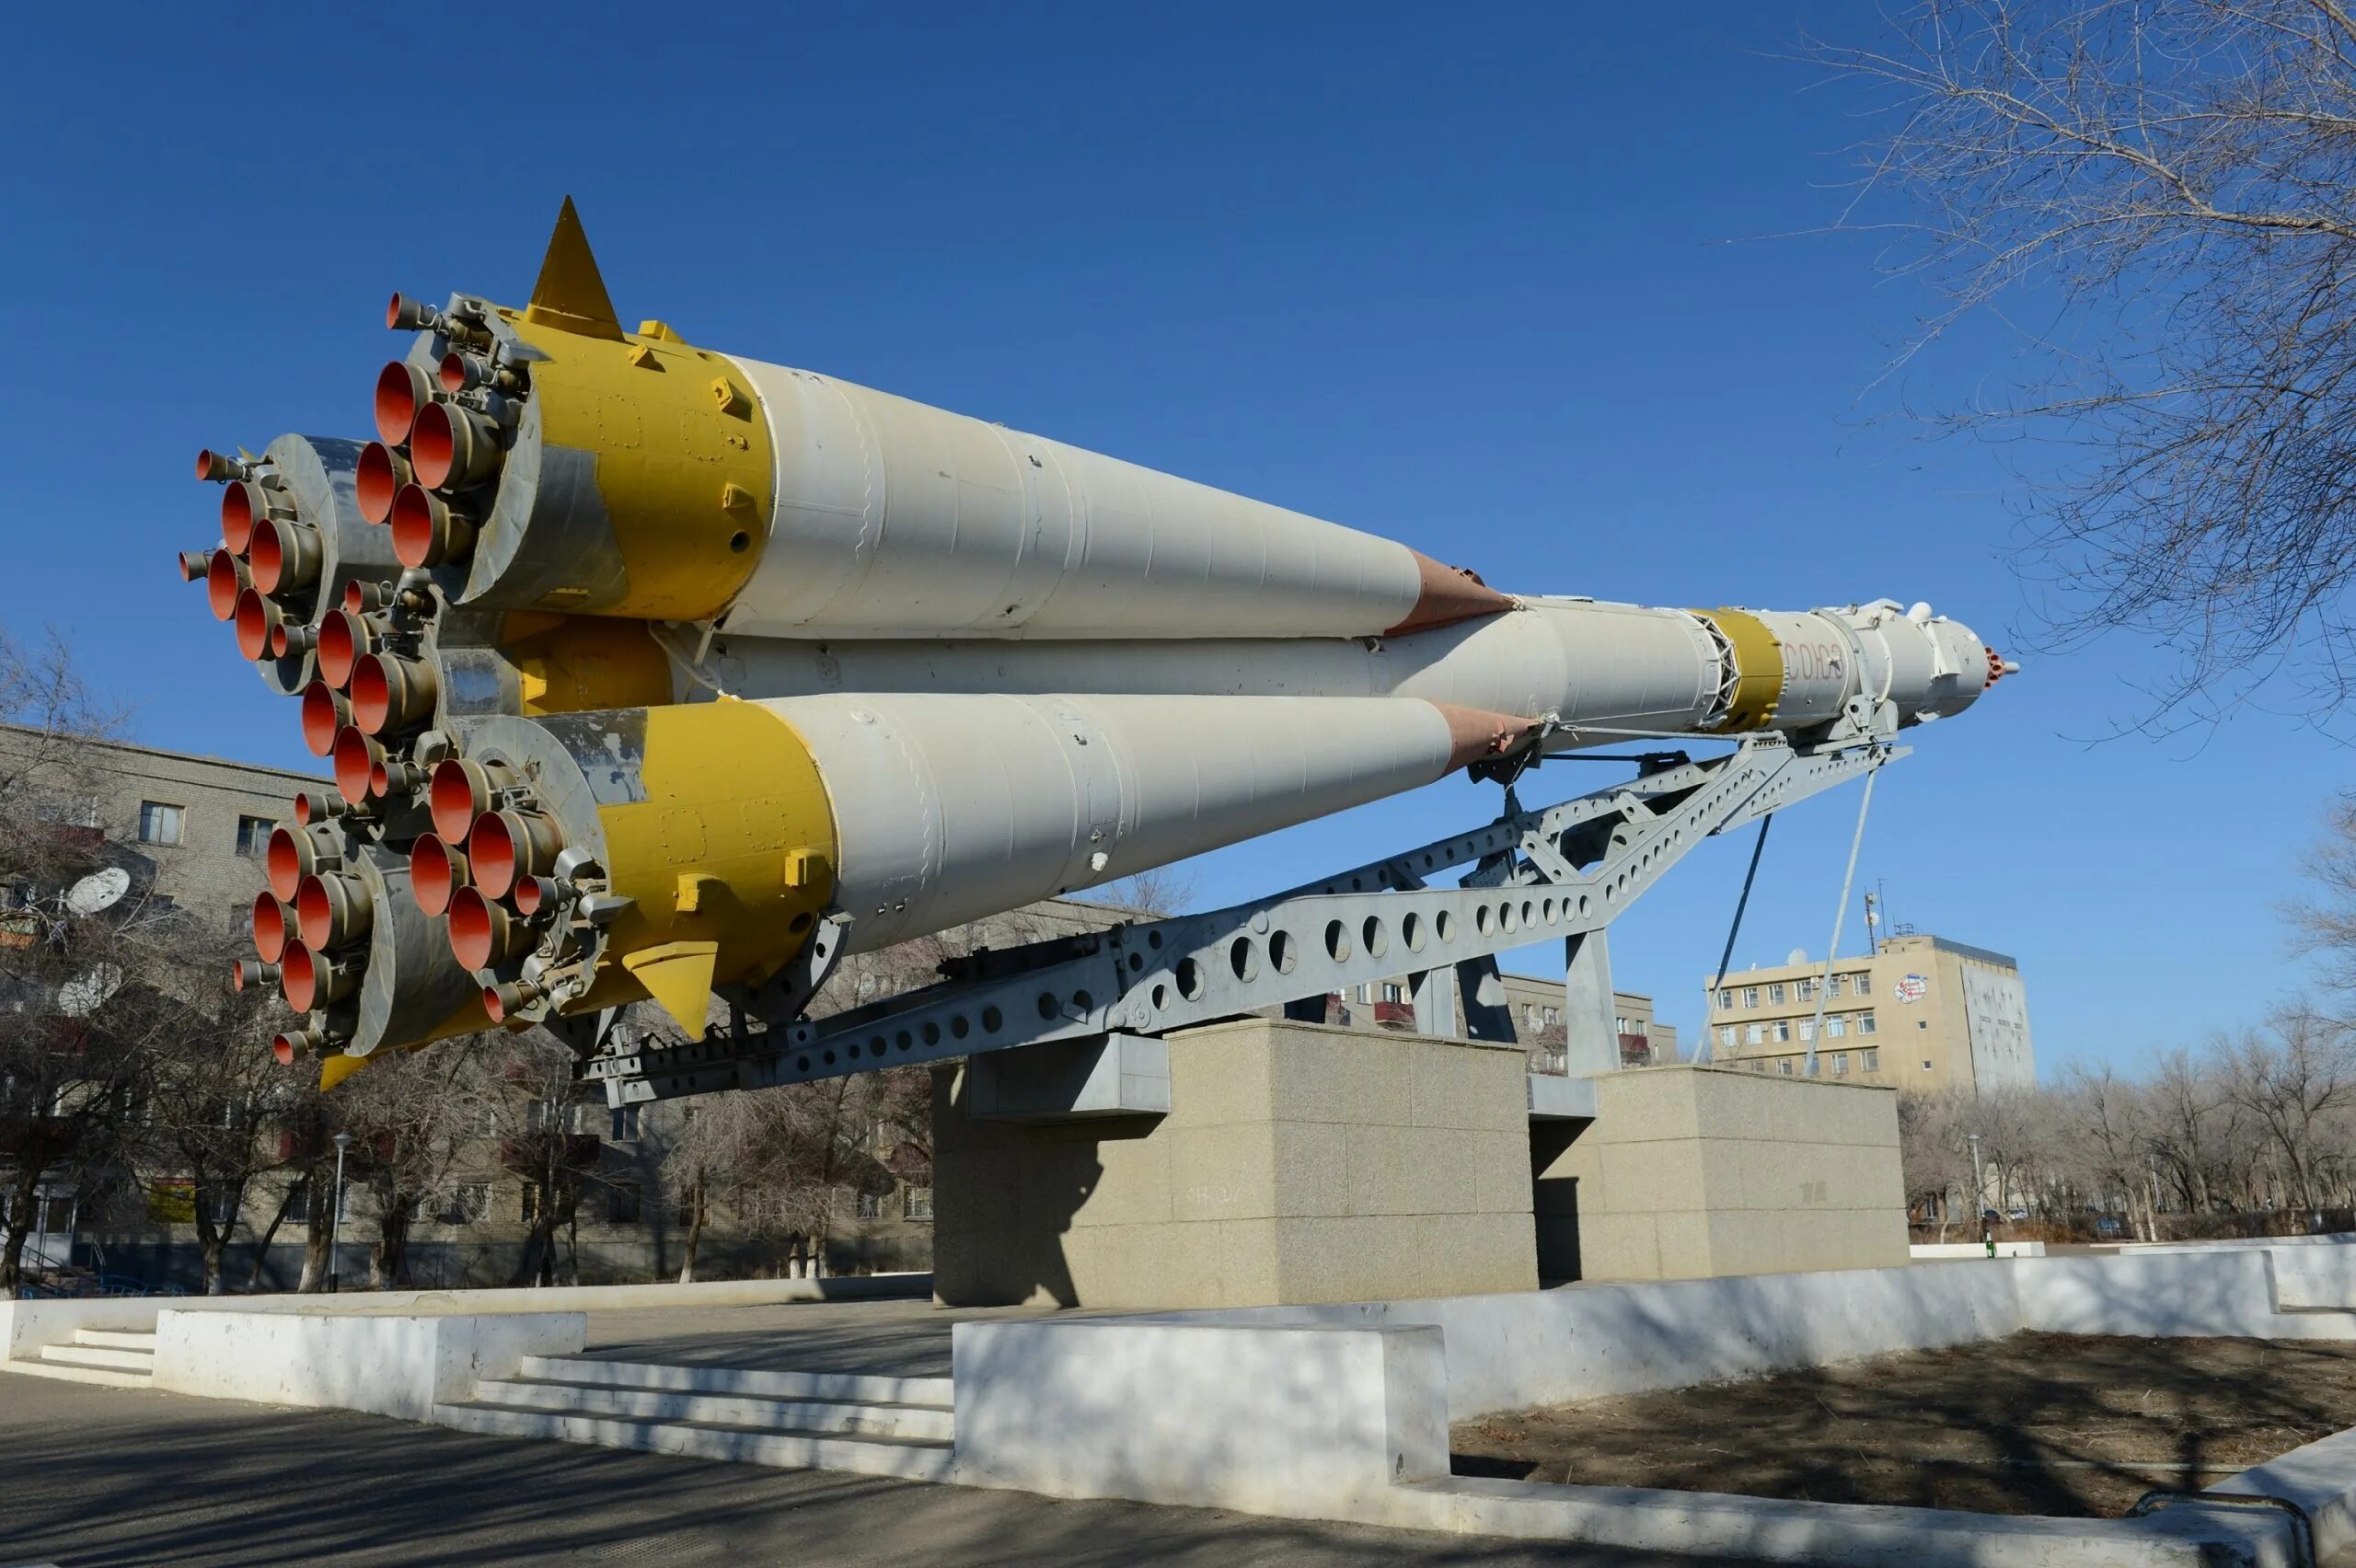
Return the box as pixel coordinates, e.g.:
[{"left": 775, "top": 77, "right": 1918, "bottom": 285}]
[
  {"left": 931, "top": 1019, "right": 1539, "bottom": 1309},
  {"left": 1539, "top": 1064, "right": 1907, "bottom": 1282}
]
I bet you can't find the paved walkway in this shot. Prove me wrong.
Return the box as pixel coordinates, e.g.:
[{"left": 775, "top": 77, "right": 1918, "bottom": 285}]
[
  {"left": 578, "top": 1297, "right": 1062, "bottom": 1377},
  {"left": 0, "top": 1376, "right": 1710, "bottom": 1566}
]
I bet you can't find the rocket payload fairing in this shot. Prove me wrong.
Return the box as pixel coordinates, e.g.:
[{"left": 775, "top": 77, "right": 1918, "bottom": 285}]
[{"left": 185, "top": 201, "right": 2010, "bottom": 1078}]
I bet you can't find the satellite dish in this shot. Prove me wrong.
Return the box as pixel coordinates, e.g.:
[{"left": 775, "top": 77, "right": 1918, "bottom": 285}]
[
  {"left": 65, "top": 867, "right": 131, "bottom": 917},
  {"left": 58, "top": 963, "right": 125, "bottom": 1018},
  {"left": 1787, "top": 947, "right": 1808, "bottom": 966}
]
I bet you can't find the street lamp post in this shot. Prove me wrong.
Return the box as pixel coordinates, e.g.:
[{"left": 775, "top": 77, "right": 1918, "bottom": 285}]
[
  {"left": 1967, "top": 1132, "right": 1985, "bottom": 1218},
  {"left": 329, "top": 1131, "right": 352, "bottom": 1294}
]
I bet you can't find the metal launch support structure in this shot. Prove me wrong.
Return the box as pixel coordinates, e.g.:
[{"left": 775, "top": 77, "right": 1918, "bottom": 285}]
[{"left": 579, "top": 723, "right": 1907, "bottom": 1112}]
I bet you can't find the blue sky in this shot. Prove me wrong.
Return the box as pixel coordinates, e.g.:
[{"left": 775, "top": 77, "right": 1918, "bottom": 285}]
[{"left": 2, "top": 3, "right": 2345, "bottom": 1075}]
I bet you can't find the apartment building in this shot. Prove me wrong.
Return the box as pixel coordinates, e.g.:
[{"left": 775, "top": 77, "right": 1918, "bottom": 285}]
[{"left": 1702, "top": 933, "right": 2034, "bottom": 1092}]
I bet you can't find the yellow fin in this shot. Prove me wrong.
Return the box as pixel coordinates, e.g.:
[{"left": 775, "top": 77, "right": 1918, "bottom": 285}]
[
  {"left": 621, "top": 940, "right": 720, "bottom": 1032},
  {"left": 319, "top": 1052, "right": 371, "bottom": 1090},
  {"left": 525, "top": 196, "right": 625, "bottom": 341}
]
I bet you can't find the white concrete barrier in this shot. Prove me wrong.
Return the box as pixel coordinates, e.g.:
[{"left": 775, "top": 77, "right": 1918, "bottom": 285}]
[
  {"left": 152, "top": 1309, "right": 585, "bottom": 1422},
  {"left": 952, "top": 1320, "right": 1448, "bottom": 1513},
  {"left": 2125, "top": 1232, "right": 2356, "bottom": 1251},
  {"left": 2261, "top": 1243, "right": 2356, "bottom": 1310},
  {"left": 1910, "top": 1241, "right": 2045, "bottom": 1260},
  {"left": 2216, "top": 1423, "right": 2356, "bottom": 1561},
  {"left": 1143, "top": 1262, "right": 2022, "bottom": 1421},
  {"left": 191, "top": 1272, "right": 930, "bottom": 1316},
  {"left": 2015, "top": 1251, "right": 2356, "bottom": 1340},
  {"left": 1, "top": 1297, "right": 167, "bottom": 1358},
  {"left": 1375, "top": 1478, "right": 2288, "bottom": 1567}
]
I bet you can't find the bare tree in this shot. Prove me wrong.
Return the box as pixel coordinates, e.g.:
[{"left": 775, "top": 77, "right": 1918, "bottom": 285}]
[
  {"left": 130, "top": 926, "right": 293, "bottom": 1293},
  {"left": 2223, "top": 1010, "right": 2356, "bottom": 1209},
  {"left": 0, "top": 628, "right": 179, "bottom": 1296},
  {"left": 2055, "top": 1065, "right": 2157, "bottom": 1238},
  {"left": 2291, "top": 793, "right": 2356, "bottom": 1008},
  {"left": 1897, "top": 1089, "right": 1977, "bottom": 1238},
  {"left": 333, "top": 1045, "right": 482, "bottom": 1288},
  {"left": 484, "top": 1032, "right": 607, "bottom": 1288},
  {"left": 1812, "top": 2, "right": 2356, "bottom": 717}
]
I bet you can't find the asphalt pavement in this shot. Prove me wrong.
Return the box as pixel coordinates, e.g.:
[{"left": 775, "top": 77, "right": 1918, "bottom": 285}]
[{"left": 0, "top": 1374, "right": 1708, "bottom": 1567}]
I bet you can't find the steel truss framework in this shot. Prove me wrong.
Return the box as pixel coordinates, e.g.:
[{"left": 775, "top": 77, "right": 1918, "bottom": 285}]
[{"left": 578, "top": 731, "right": 1908, "bottom": 1107}]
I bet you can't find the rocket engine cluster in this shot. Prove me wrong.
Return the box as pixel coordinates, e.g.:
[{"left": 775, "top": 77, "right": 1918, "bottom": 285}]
[{"left": 188, "top": 202, "right": 2009, "bottom": 1084}]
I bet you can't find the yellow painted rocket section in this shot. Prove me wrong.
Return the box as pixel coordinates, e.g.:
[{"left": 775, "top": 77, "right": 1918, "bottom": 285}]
[
  {"left": 497, "top": 311, "right": 775, "bottom": 622},
  {"left": 585, "top": 700, "right": 837, "bottom": 1030},
  {"left": 497, "top": 613, "right": 672, "bottom": 716},
  {"left": 319, "top": 1052, "right": 371, "bottom": 1091},
  {"left": 1695, "top": 608, "right": 1785, "bottom": 732}
]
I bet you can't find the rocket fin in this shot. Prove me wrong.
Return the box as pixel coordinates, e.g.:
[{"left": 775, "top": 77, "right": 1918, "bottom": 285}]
[
  {"left": 319, "top": 1051, "right": 372, "bottom": 1090},
  {"left": 622, "top": 940, "right": 720, "bottom": 1032},
  {"left": 525, "top": 197, "right": 626, "bottom": 342}
]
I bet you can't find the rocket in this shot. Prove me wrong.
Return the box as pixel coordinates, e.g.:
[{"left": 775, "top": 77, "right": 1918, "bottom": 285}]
[{"left": 185, "top": 201, "right": 2011, "bottom": 1072}]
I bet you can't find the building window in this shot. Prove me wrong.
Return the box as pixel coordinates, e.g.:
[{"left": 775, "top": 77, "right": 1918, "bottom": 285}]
[
  {"left": 297, "top": 1181, "right": 352, "bottom": 1224},
  {"left": 1771, "top": 1020, "right": 1790, "bottom": 1043},
  {"left": 1767, "top": 983, "right": 1785, "bottom": 1005},
  {"left": 855, "top": 1191, "right": 884, "bottom": 1220},
  {"left": 1922, "top": 1058, "right": 1933, "bottom": 1071},
  {"left": 438, "top": 1184, "right": 491, "bottom": 1225},
  {"left": 1741, "top": 987, "right": 1759, "bottom": 1009},
  {"left": 1796, "top": 977, "right": 1817, "bottom": 1002},
  {"left": 1857, "top": 1012, "right": 1877, "bottom": 1035},
  {"left": 1525, "top": 1004, "right": 1543, "bottom": 1027},
  {"left": 1825, "top": 1015, "right": 1847, "bottom": 1039},
  {"left": 1715, "top": 988, "right": 1733, "bottom": 1010},
  {"left": 606, "top": 1182, "right": 642, "bottom": 1225},
  {"left": 1854, "top": 973, "right": 1873, "bottom": 996},
  {"left": 609, "top": 1104, "right": 641, "bottom": 1142},
  {"left": 1862, "top": 1048, "right": 1879, "bottom": 1072},
  {"left": 234, "top": 814, "right": 272, "bottom": 857},
  {"left": 1832, "top": 1053, "right": 1849, "bottom": 1077},
  {"left": 903, "top": 1185, "right": 934, "bottom": 1222},
  {"left": 1826, "top": 975, "right": 1843, "bottom": 999},
  {"left": 1745, "top": 1024, "right": 1763, "bottom": 1045},
  {"left": 1718, "top": 1026, "right": 1736, "bottom": 1050},
  {"left": 1918, "top": 1019, "right": 1929, "bottom": 1030},
  {"left": 1777, "top": 1059, "right": 1795, "bottom": 1077},
  {"left": 1749, "top": 1059, "right": 1764, "bottom": 1072},
  {"left": 137, "top": 801, "right": 185, "bottom": 846},
  {"left": 1796, "top": 1019, "right": 1815, "bottom": 1043}
]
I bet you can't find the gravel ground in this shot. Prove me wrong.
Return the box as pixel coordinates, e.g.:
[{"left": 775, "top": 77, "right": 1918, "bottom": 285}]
[{"left": 1449, "top": 1332, "right": 2356, "bottom": 1517}]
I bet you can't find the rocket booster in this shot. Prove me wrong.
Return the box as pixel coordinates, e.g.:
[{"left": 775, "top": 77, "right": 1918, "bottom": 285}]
[
  {"left": 181, "top": 200, "right": 2012, "bottom": 1070},
  {"left": 375, "top": 201, "right": 1510, "bottom": 638}
]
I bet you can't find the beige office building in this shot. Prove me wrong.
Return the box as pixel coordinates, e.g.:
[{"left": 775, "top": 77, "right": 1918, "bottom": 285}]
[{"left": 1702, "top": 933, "right": 2033, "bottom": 1093}]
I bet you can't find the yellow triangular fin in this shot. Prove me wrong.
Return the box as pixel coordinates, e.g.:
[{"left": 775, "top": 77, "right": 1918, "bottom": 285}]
[
  {"left": 319, "top": 1051, "right": 371, "bottom": 1090},
  {"left": 525, "top": 196, "right": 625, "bottom": 341},
  {"left": 622, "top": 940, "right": 721, "bottom": 1033}
]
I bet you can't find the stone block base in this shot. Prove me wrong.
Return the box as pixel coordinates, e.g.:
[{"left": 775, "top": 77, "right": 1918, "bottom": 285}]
[
  {"left": 1542, "top": 1063, "right": 1907, "bottom": 1282},
  {"left": 931, "top": 1018, "right": 1539, "bottom": 1309}
]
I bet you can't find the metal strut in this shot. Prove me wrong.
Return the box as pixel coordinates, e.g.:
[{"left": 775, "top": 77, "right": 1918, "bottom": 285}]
[{"left": 586, "top": 730, "right": 1910, "bottom": 1107}]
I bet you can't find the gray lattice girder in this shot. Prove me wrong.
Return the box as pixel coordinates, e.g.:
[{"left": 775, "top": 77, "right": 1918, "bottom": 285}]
[{"left": 588, "top": 734, "right": 1903, "bottom": 1105}]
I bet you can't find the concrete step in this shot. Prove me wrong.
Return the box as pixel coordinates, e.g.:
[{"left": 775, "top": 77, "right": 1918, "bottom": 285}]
[
  {"left": 0, "top": 1356, "right": 152, "bottom": 1389},
  {"left": 433, "top": 1399, "right": 957, "bottom": 1482},
  {"left": 71, "top": 1329, "right": 157, "bottom": 1352},
  {"left": 39, "top": 1343, "right": 155, "bottom": 1373},
  {"left": 519, "top": 1355, "right": 952, "bottom": 1410},
  {"left": 474, "top": 1377, "right": 955, "bottom": 1441}
]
